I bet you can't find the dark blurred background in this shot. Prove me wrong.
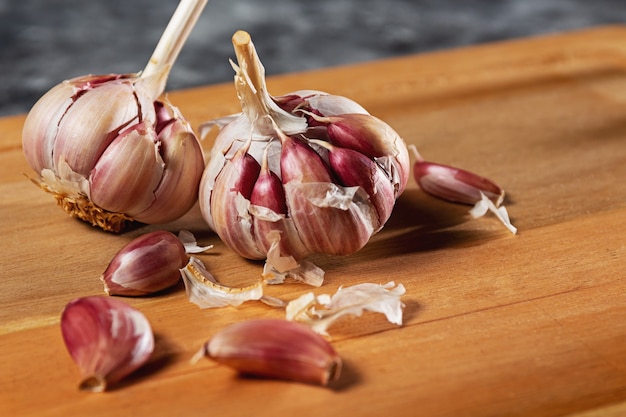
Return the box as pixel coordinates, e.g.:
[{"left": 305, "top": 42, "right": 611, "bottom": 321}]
[{"left": 1, "top": 0, "right": 624, "bottom": 116}]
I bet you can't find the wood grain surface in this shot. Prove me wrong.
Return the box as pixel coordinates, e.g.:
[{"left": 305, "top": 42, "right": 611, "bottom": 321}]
[{"left": 2, "top": 26, "right": 626, "bottom": 417}]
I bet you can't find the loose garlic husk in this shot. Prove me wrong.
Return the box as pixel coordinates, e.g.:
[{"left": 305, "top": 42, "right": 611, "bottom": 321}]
[
  {"left": 101, "top": 230, "right": 212, "bottom": 296},
  {"left": 199, "top": 30, "right": 410, "bottom": 283},
  {"left": 194, "top": 319, "right": 341, "bottom": 386},
  {"left": 22, "top": 0, "right": 207, "bottom": 232},
  {"left": 286, "top": 281, "right": 406, "bottom": 336},
  {"left": 180, "top": 256, "right": 264, "bottom": 308},
  {"left": 60, "top": 296, "right": 154, "bottom": 392}
]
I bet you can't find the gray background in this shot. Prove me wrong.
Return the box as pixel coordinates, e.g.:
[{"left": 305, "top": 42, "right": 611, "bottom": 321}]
[{"left": 1, "top": 0, "right": 624, "bottom": 116}]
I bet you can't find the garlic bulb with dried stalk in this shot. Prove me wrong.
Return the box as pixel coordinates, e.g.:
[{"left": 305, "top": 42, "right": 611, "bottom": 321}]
[
  {"left": 22, "top": 0, "right": 207, "bottom": 232},
  {"left": 199, "top": 30, "right": 410, "bottom": 285}
]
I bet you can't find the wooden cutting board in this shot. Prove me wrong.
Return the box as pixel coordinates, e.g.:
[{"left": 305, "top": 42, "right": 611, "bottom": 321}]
[{"left": 2, "top": 26, "right": 626, "bottom": 417}]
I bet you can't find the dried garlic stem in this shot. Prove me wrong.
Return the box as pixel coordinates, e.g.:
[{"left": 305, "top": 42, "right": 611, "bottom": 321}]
[
  {"left": 141, "top": 0, "right": 208, "bottom": 98},
  {"left": 231, "top": 30, "right": 306, "bottom": 135}
]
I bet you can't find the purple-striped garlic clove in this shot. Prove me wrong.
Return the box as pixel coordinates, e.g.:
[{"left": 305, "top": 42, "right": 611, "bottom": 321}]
[
  {"left": 308, "top": 112, "right": 398, "bottom": 158},
  {"left": 279, "top": 133, "right": 333, "bottom": 184},
  {"left": 209, "top": 143, "right": 264, "bottom": 260},
  {"left": 304, "top": 111, "right": 410, "bottom": 196},
  {"left": 412, "top": 148, "right": 516, "bottom": 234},
  {"left": 413, "top": 160, "right": 504, "bottom": 206},
  {"left": 249, "top": 149, "right": 305, "bottom": 257},
  {"left": 129, "top": 106, "right": 205, "bottom": 224},
  {"left": 316, "top": 140, "right": 396, "bottom": 230},
  {"left": 60, "top": 296, "right": 154, "bottom": 392},
  {"left": 197, "top": 319, "right": 341, "bottom": 386},
  {"left": 101, "top": 230, "right": 189, "bottom": 296},
  {"left": 89, "top": 121, "right": 164, "bottom": 217},
  {"left": 279, "top": 133, "right": 375, "bottom": 256}
]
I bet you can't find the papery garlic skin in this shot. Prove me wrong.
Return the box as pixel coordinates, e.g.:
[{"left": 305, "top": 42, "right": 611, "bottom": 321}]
[
  {"left": 22, "top": 75, "right": 205, "bottom": 232},
  {"left": 180, "top": 256, "right": 264, "bottom": 308},
  {"left": 286, "top": 281, "right": 406, "bottom": 336},
  {"left": 470, "top": 192, "right": 518, "bottom": 234},
  {"left": 60, "top": 296, "right": 154, "bottom": 392},
  {"left": 198, "top": 319, "right": 341, "bottom": 386},
  {"left": 199, "top": 31, "right": 410, "bottom": 280}
]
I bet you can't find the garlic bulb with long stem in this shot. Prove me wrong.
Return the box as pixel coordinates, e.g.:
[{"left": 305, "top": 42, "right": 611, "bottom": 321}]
[
  {"left": 22, "top": 0, "right": 207, "bottom": 232},
  {"left": 199, "top": 30, "right": 410, "bottom": 284}
]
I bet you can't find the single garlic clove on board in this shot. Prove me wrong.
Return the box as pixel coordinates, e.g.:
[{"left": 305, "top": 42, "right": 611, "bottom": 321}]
[
  {"left": 410, "top": 147, "right": 516, "bottom": 234},
  {"left": 60, "top": 296, "right": 154, "bottom": 392},
  {"left": 413, "top": 160, "right": 504, "bottom": 206},
  {"left": 101, "top": 230, "right": 189, "bottom": 296},
  {"left": 21, "top": 0, "right": 207, "bottom": 232},
  {"left": 196, "top": 319, "right": 341, "bottom": 385}
]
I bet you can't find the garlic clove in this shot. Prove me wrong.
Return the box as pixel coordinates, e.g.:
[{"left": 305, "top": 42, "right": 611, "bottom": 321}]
[
  {"left": 309, "top": 113, "right": 390, "bottom": 156},
  {"left": 60, "top": 296, "right": 154, "bottom": 392},
  {"left": 284, "top": 181, "right": 376, "bottom": 256},
  {"left": 411, "top": 147, "right": 516, "bottom": 234},
  {"left": 131, "top": 106, "right": 205, "bottom": 224},
  {"left": 197, "top": 319, "right": 341, "bottom": 386},
  {"left": 316, "top": 140, "right": 396, "bottom": 230},
  {"left": 314, "top": 112, "right": 410, "bottom": 196},
  {"left": 210, "top": 144, "right": 265, "bottom": 260},
  {"left": 250, "top": 152, "right": 288, "bottom": 216},
  {"left": 249, "top": 152, "right": 309, "bottom": 261},
  {"left": 279, "top": 133, "right": 333, "bottom": 184},
  {"left": 413, "top": 159, "right": 505, "bottom": 206},
  {"left": 53, "top": 79, "right": 141, "bottom": 178},
  {"left": 88, "top": 122, "right": 164, "bottom": 216},
  {"left": 101, "top": 230, "right": 189, "bottom": 296},
  {"left": 22, "top": 81, "right": 77, "bottom": 174}
]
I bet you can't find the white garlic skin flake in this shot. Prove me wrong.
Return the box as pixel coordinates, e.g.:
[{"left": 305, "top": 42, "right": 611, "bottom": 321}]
[{"left": 199, "top": 31, "right": 410, "bottom": 270}]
